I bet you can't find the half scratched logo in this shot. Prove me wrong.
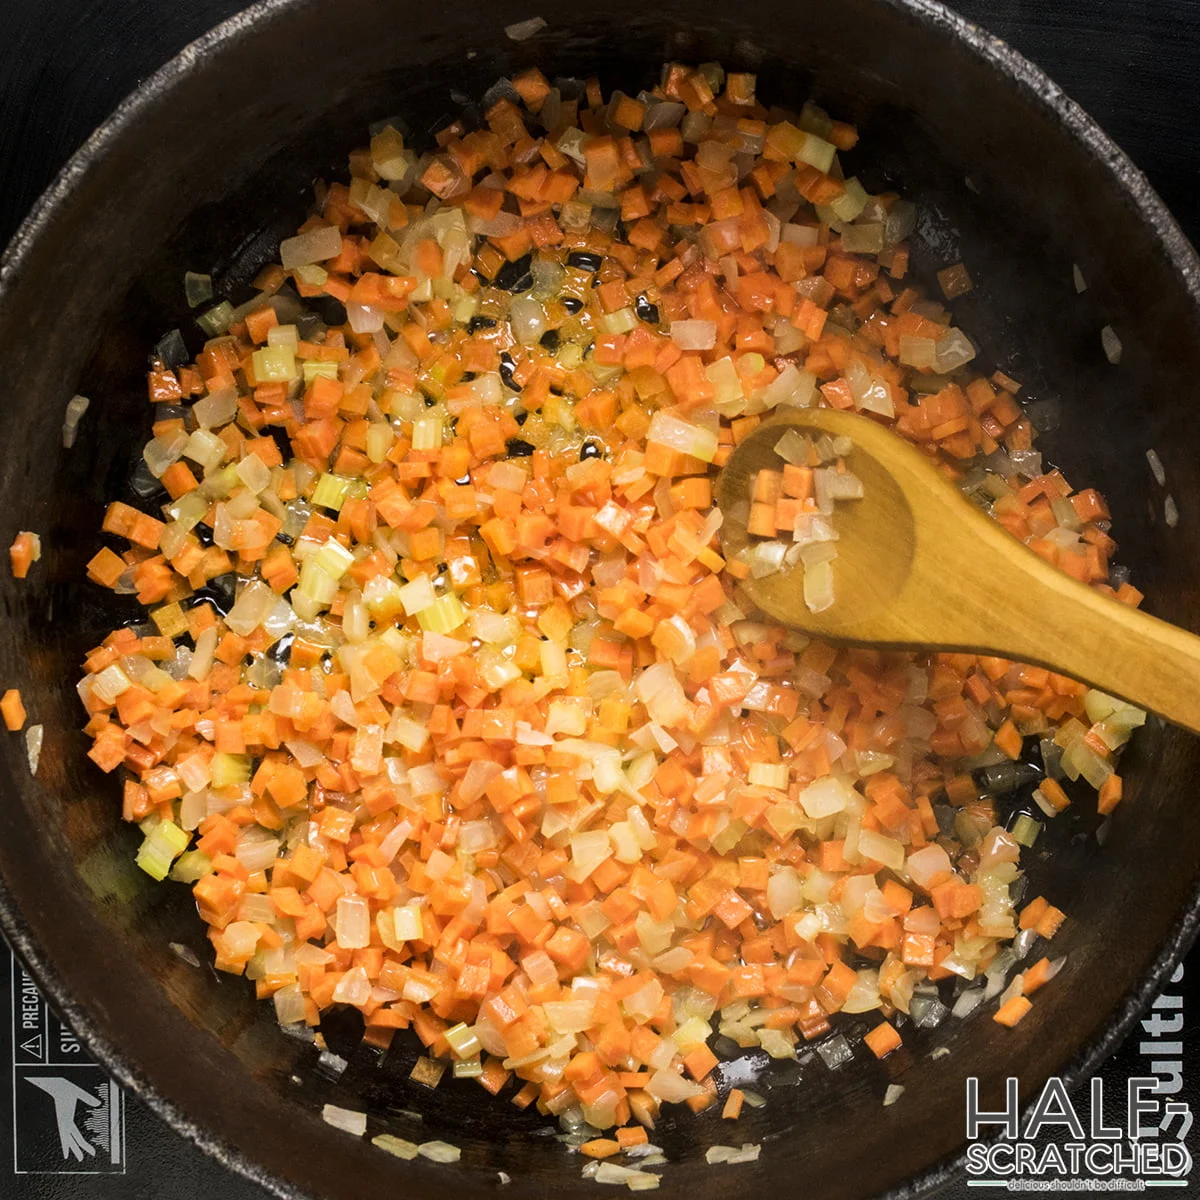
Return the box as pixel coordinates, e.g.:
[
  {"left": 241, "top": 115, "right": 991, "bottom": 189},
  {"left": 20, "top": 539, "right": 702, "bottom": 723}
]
[{"left": 10, "top": 957, "right": 124, "bottom": 1174}]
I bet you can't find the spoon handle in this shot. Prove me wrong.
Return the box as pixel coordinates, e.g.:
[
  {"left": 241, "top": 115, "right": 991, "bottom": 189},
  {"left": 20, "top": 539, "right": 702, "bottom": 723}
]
[{"left": 992, "top": 563, "right": 1200, "bottom": 735}]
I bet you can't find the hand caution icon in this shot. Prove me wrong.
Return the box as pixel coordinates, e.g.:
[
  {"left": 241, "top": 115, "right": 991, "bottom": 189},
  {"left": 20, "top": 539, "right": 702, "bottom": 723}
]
[{"left": 27, "top": 1076, "right": 102, "bottom": 1161}]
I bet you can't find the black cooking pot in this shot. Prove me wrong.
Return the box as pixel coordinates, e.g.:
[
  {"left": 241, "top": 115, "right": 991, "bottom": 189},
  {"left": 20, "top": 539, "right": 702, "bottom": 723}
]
[{"left": 1, "top": 0, "right": 1198, "bottom": 1196}]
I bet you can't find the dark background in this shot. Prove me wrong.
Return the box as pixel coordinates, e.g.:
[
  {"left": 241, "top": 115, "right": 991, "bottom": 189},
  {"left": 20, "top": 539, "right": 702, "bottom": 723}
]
[{"left": 0, "top": 1, "right": 1198, "bottom": 1197}]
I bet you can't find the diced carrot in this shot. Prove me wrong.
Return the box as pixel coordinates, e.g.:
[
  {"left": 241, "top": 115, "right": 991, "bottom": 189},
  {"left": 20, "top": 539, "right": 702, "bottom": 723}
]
[
  {"left": 1035, "top": 905, "right": 1067, "bottom": 940},
  {"left": 1097, "top": 774, "right": 1123, "bottom": 815},
  {"left": 545, "top": 926, "right": 590, "bottom": 971},
  {"left": 1037, "top": 778, "right": 1071, "bottom": 812},
  {"left": 1, "top": 689, "right": 26, "bottom": 731},
  {"left": 580, "top": 1139, "right": 621, "bottom": 1159},
  {"left": 994, "top": 996, "right": 1033, "bottom": 1027},
  {"left": 9, "top": 531, "right": 39, "bottom": 579},
  {"left": 864, "top": 1021, "right": 903, "bottom": 1059},
  {"left": 1021, "top": 958, "right": 1054, "bottom": 995},
  {"left": 993, "top": 719, "right": 1022, "bottom": 761},
  {"left": 683, "top": 1044, "right": 719, "bottom": 1082}
]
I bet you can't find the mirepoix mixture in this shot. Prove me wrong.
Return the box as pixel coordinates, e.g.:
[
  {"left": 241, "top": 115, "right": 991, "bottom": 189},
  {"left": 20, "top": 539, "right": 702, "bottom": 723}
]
[{"left": 66, "top": 61, "right": 1144, "bottom": 1163}]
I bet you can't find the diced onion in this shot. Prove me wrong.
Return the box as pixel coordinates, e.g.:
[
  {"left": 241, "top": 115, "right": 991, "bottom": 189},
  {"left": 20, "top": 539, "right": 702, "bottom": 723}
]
[
  {"left": 335, "top": 895, "right": 371, "bottom": 949},
  {"left": 670, "top": 320, "right": 717, "bottom": 350},
  {"left": 25, "top": 725, "right": 43, "bottom": 775},
  {"left": 280, "top": 225, "right": 344, "bottom": 269},
  {"left": 322, "top": 1104, "right": 367, "bottom": 1137},
  {"left": 647, "top": 410, "right": 718, "bottom": 462},
  {"left": 803, "top": 559, "right": 835, "bottom": 613},
  {"left": 504, "top": 16, "right": 547, "bottom": 40},
  {"left": 62, "top": 394, "right": 90, "bottom": 448},
  {"left": 417, "top": 1141, "right": 462, "bottom": 1163}
]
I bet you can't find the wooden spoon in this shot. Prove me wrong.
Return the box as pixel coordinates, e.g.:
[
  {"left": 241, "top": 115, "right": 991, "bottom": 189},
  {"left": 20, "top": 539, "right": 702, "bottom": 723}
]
[{"left": 717, "top": 407, "right": 1200, "bottom": 734}]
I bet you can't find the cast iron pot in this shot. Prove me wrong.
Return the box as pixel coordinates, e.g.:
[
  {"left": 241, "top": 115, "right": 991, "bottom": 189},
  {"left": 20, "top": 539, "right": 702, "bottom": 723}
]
[{"left": 1, "top": 0, "right": 1198, "bottom": 1196}]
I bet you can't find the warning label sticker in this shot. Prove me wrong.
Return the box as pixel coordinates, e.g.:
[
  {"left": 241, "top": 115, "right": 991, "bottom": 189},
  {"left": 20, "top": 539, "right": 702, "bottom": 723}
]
[{"left": 10, "top": 958, "right": 124, "bottom": 1174}]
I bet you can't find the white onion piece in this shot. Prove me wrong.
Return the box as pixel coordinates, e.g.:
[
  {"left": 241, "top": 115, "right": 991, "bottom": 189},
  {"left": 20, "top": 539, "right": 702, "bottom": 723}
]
[
  {"left": 418, "top": 1141, "right": 462, "bottom": 1163},
  {"left": 25, "top": 725, "right": 43, "bottom": 775},
  {"left": 335, "top": 895, "right": 371, "bottom": 949},
  {"left": 62, "top": 394, "right": 90, "bottom": 448},
  {"left": 193, "top": 387, "right": 239, "bottom": 429},
  {"left": 504, "top": 16, "right": 546, "bottom": 40},
  {"left": 509, "top": 295, "right": 548, "bottom": 345},
  {"left": 322, "top": 1104, "right": 367, "bottom": 1137},
  {"left": 280, "top": 225, "right": 343, "bottom": 269},
  {"left": 669, "top": 320, "right": 717, "bottom": 350}
]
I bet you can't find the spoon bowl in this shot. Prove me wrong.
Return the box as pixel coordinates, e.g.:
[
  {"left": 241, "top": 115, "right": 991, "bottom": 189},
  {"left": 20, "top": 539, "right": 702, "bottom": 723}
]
[
  {"left": 718, "top": 407, "right": 1200, "bottom": 734},
  {"left": 719, "top": 408, "right": 920, "bottom": 640}
]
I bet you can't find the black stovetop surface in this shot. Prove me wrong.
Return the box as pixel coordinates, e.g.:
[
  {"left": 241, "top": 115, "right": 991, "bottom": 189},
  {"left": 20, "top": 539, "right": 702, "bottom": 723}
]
[{"left": 1, "top": 2, "right": 1199, "bottom": 1197}]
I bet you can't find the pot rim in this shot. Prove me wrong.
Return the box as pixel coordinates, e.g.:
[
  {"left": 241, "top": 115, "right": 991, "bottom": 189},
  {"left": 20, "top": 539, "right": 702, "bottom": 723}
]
[{"left": 2, "top": 2, "right": 1199, "bottom": 1198}]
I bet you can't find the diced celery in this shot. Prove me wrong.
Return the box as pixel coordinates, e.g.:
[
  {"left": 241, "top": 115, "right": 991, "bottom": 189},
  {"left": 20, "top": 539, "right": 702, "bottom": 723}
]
[
  {"left": 135, "top": 850, "right": 172, "bottom": 883},
  {"left": 1012, "top": 815, "right": 1042, "bottom": 847},
  {"left": 297, "top": 558, "right": 339, "bottom": 606},
  {"left": 796, "top": 131, "right": 836, "bottom": 173},
  {"left": 443, "top": 1022, "right": 482, "bottom": 1059},
  {"left": 410, "top": 415, "right": 443, "bottom": 451},
  {"left": 252, "top": 346, "right": 297, "bottom": 382},
  {"left": 196, "top": 301, "right": 235, "bottom": 336},
  {"left": 747, "top": 762, "right": 789, "bottom": 789},
  {"left": 267, "top": 323, "right": 299, "bottom": 350},
  {"left": 601, "top": 306, "right": 638, "bottom": 335},
  {"left": 302, "top": 360, "right": 339, "bottom": 382},
  {"left": 293, "top": 264, "right": 328, "bottom": 287},
  {"left": 416, "top": 593, "right": 465, "bottom": 634},
  {"left": 829, "top": 177, "right": 869, "bottom": 223},
  {"left": 169, "top": 850, "right": 213, "bottom": 883},
  {"left": 211, "top": 752, "right": 251, "bottom": 788},
  {"left": 136, "top": 821, "right": 190, "bottom": 881},
  {"left": 312, "top": 472, "right": 355, "bottom": 512},
  {"left": 397, "top": 574, "right": 435, "bottom": 616},
  {"left": 312, "top": 538, "right": 354, "bottom": 579}
]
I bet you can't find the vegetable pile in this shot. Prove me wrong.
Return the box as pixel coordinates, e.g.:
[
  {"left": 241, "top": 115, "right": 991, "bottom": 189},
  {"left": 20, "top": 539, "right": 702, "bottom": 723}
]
[{"left": 75, "top": 62, "right": 1144, "bottom": 1148}]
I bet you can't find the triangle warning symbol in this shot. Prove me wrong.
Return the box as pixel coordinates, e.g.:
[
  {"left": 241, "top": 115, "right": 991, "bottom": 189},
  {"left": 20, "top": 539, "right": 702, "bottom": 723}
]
[{"left": 19, "top": 1034, "right": 43, "bottom": 1057}]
